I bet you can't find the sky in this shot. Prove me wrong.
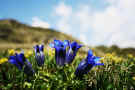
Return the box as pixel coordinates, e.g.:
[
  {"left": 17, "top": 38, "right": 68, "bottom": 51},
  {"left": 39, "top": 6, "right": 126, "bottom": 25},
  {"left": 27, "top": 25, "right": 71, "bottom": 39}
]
[{"left": 0, "top": 0, "right": 135, "bottom": 48}]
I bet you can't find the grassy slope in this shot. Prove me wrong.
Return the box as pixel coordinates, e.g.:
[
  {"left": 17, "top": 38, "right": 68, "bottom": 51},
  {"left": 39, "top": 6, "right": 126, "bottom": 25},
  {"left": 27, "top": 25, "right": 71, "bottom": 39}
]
[
  {"left": 0, "top": 19, "right": 81, "bottom": 49},
  {"left": 1, "top": 19, "right": 134, "bottom": 57}
]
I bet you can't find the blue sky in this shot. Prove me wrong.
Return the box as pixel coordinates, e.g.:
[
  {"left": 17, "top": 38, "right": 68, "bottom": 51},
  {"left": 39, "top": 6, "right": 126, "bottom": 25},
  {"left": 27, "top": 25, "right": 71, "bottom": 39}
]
[
  {"left": 1, "top": 0, "right": 135, "bottom": 48},
  {"left": 0, "top": 0, "right": 57, "bottom": 24},
  {"left": 0, "top": 0, "right": 106, "bottom": 26}
]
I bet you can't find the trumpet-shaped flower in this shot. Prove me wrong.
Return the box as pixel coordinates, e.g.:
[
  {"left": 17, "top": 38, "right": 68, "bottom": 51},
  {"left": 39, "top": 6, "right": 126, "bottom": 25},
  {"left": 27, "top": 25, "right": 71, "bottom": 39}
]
[
  {"left": 34, "top": 44, "right": 45, "bottom": 66},
  {"left": 50, "top": 40, "right": 69, "bottom": 66},
  {"left": 8, "top": 52, "right": 35, "bottom": 76},
  {"left": 75, "top": 50, "right": 104, "bottom": 77},
  {"left": 66, "top": 41, "right": 82, "bottom": 64}
]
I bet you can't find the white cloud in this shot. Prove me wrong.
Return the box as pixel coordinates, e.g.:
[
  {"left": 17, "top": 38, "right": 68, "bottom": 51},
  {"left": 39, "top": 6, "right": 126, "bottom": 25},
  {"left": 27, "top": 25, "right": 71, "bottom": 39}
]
[
  {"left": 53, "top": 0, "right": 135, "bottom": 48},
  {"left": 55, "top": 2, "right": 72, "bottom": 17},
  {"left": 54, "top": 2, "right": 72, "bottom": 34},
  {"left": 79, "top": 34, "right": 88, "bottom": 45},
  {"left": 57, "top": 18, "right": 71, "bottom": 34},
  {"left": 54, "top": 3, "right": 93, "bottom": 43},
  {"left": 32, "top": 17, "right": 50, "bottom": 28},
  {"left": 91, "top": 0, "right": 135, "bottom": 47},
  {"left": 74, "top": 5, "right": 93, "bottom": 33}
]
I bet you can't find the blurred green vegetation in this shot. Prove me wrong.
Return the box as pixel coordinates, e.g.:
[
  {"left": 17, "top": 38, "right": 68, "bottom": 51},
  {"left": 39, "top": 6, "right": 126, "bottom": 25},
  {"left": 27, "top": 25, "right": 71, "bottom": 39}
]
[{"left": 96, "top": 45, "right": 135, "bottom": 57}]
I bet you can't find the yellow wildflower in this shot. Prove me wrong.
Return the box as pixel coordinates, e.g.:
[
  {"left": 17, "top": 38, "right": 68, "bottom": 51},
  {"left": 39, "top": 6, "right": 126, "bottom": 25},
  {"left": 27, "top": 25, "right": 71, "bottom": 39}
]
[
  {"left": 132, "top": 77, "right": 135, "bottom": 80},
  {"left": 114, "top": 57, "right": 122, "bottom": 63},
  {"left": 131, "top": 62, "right": 134, "bottom": 65},
  {"left": 104, "top": 53, "right": 123, "bottom": 63},
  {"left": 128, "top": 54, "right": 133, "bottom": 58},
  {"left": 93, "top": 52, "right": 96, "bottom": 56},
  {"left": 47, "top": 47, "right": 55, "bottom": 56},
  {"left": 44, "top": 47, "right": 48, "bottom": 54},
  {"left": 0, "top": 58, "right": 8, "bottom": 64},
  {"left": 112, "top": 52, "right": 116, "bottom": 56},
  {"left": 8, "top": 49, "right": 15, "bottom": 55},
  {"left": 25, "top": 50, "right": 33, "bottom": 58},
  {"left": 106, "top": 53, "right": 113, "bottom": 58}
]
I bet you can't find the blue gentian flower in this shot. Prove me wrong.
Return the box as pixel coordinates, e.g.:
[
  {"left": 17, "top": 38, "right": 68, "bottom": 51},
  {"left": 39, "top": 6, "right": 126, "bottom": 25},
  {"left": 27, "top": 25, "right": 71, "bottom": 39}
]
[
  {"left": 50, "top": 40, "right": 69, "bottom": 66},
  {"left": 8, "top": 52, "right": 35, "bottom": 76},
  {"left": 34, "top": 44, "right": 45, "bottom": 66},
  {"left": 75, "top": 50, "right": 104, "bottom": 77},
  {"left": 66, "top": 41, "right": 82, "bottom": 64}
]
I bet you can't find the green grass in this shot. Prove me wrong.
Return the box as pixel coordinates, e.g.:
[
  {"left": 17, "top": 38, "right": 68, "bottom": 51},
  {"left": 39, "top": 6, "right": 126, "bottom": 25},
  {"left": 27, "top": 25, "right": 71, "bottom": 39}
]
[
  {"left": 0, "top": 19, "right": 135, "bottom": 89},
  {"left": 0, "top": 50, "right": 135, "bottom": 90}
]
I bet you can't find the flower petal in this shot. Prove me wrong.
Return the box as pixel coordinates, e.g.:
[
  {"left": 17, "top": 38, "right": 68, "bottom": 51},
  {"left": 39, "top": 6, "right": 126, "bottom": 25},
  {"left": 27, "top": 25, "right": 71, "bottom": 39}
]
[
  {"left": 94, "top": 57, "right": 101, "bottom": 63},
  {"left": 77, "top": 44, "right": 83, "bottom": 49},
  {"left": 8, "top": 56, "right": 22, "bottom": 70},
  {"left": 55, "top": 47, "right": 66, "bottom": 66},
  {"left": 94, "top": 63, "right": 104, "bottom": 66},
  {"left": 63, "top": 40, "right": 69, "bottom": 46},
  {"left": 34, "top": 45, "right": 40, "bottom": 53},
  {"left": 66, "top": 41, "right": 82, "bottom": 64},
  {"left": 39, "top": 44, "right": 44, "bottom": 52},
  {"left": 8, "top": 56, "right": 16, "bottom": 64},
  {"left": 54, "top": 40, "right": 62, "bottom": 46},
  {"left": 75, "top": 60, "right": 93, "bottom": 77},
  {"left": 24, "top": 60, "right": 35, "bottom": 76},
  {"left": 87, "top": 50, "right": 93, "bottom": 57}
]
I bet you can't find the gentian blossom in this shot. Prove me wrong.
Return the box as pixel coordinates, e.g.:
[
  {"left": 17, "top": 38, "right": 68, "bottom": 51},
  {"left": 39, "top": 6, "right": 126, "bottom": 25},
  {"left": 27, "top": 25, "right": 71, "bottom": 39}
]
[
  {"left": 66, "top": 41, "right": 82, "bottom": 64},
  {"left": 8, "top": 52, "right": 35, "bottom": 76},
  {"left": 75, "top": 50, "right": 104, "bottom": 77},
  {"left": 50, "top": 40, "right": 69, "bottom": 66},
  {"left": 50, "top": 40, "right": 82, "bottom": 66},
  {"left": 34, "top": 44, "right": 45, "bottom": 66}
]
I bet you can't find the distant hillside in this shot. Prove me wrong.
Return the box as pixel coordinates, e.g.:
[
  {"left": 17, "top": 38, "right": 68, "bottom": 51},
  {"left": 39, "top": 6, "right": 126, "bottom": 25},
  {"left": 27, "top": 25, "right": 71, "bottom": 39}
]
[
  {"left": 0, "top": 19, "right": 106, "bottom": 57},
  {"left": 96, "top": 45, "right": 135, "bottom": 57},
  {"left": 1, "top": 19, "right": 135, "bottom": 57},
  {"left": 0, "top": 19, "right": 81, "bottom": 47}
]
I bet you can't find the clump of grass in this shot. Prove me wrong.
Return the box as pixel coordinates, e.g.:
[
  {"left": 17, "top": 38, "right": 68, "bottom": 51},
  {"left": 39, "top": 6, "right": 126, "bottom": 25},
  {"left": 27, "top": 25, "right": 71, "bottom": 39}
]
[{"left": 0, "top": 49, "right": 135, "bottom": 89}]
